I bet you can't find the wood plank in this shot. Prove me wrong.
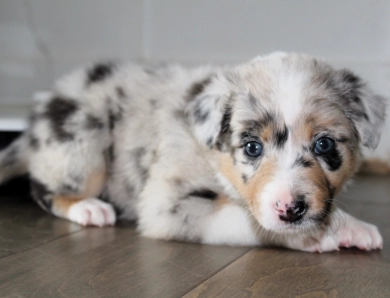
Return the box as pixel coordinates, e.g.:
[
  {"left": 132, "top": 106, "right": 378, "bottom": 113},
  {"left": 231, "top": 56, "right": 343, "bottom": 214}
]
[
  {"left": 0, "top": 194, "right": 83, "bottom": 258},
  {"left": 0, "top": 222, "right": 250, "bottom": 298},
  {"left": 338, "top": 175, "right": 390, "bottom": 205},
  {"left": 184, "top": 247, "right": 390, "bottom": 298}
]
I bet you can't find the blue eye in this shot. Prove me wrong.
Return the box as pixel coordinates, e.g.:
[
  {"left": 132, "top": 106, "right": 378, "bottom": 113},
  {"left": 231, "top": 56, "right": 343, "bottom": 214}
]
[
  {"left": 244, "top": 142, "right": 263, "bottom": 157},
  {"left": 314, "top": 138, "right": 335, "bottom": 155}
]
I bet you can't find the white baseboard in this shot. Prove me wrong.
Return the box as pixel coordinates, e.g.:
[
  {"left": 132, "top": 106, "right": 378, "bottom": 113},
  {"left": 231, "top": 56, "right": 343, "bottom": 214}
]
[{"left": 0, "top": 103, "right": 31, "bottom": 131}]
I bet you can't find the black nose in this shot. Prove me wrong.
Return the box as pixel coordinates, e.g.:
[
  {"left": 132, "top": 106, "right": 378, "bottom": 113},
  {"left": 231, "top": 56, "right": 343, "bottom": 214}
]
[{"left": 279, "top": 200, "right": 307, "bottom": 223}]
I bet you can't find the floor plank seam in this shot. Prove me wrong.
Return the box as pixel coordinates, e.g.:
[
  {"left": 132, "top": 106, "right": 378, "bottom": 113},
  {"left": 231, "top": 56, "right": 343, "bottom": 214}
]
[
  {"left": 181, "top": 247, "right": 255, "bottom": 296},
  {"left": 0, "top": 228, "right": 85, "bottom": 260}
]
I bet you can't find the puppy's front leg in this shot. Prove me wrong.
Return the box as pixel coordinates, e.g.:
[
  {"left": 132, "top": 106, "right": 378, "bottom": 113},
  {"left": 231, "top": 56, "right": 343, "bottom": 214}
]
[
  {"left": 137, "top": 174, "right": 262, "bottom": 246},
  {"left": 275, "top": 208, "right": 383, "bottom": 253}
]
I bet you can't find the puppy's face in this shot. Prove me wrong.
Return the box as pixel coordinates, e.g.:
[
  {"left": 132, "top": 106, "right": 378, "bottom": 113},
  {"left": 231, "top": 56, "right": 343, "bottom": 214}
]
[{"left": 189, "top": 53, "right": 386, "bottom": 233}]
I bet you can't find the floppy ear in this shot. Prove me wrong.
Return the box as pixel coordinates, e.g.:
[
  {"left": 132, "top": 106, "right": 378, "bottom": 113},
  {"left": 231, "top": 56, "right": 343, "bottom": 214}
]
[
  {"left": 186, "top": 75, "right": 232, "bottom": 149},
  {"left": 331, "top": 69, "right": 387, "bottom": 149}
]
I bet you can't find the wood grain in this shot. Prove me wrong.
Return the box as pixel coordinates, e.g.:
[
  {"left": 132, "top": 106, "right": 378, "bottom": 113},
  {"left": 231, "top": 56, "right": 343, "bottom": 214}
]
[
  {"left": 0, "top": 195, "right": 82, "bottom": 259},
  {"left": 184, "top": 247, "right": 390, "bottom": 298},
  {"left": 0, "top": 222, "right": 250, "bottom": 298},
  {"left": 338, "top": 175, "right": 390, "bottom": 205}
]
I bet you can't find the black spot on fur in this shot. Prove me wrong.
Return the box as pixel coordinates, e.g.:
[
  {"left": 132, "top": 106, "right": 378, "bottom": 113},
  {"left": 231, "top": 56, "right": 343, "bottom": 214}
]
[
  {"left": 60, "top": 183, "right": 79, "bottom": 194},
  {"left": 30, "top": 178, "right": 52, "bottom": 211},
  {"left": 173, "top": 109, "right": 186, "bottom": 122},
  {"left": 116, "top": 86, "right": 126, "bottom": 99},
  {"left": 29, "top": 113, "right": 38, "bottom": 124},
  {"left": 144, "top": 67, "right": 155, "bottom": 75},
  {"left": 107, "top": 144, "right": 115, "bottom": 163},
  {"left": 169, "top": 203, "right": 180, "bottom": 214},
  {"left": 126, "top": 182, "right": 135, "bottom": 195},
  {"left": 275, "top": 126, "right": 288, "bottom": 148},
  {"left": 104, "top": 144, "right": 115, "bottom": 174},
  {"left": 188, "top": 189, "right": 218, "bottom": 200},
  {"left": 108, "top": 106, "right": 123, "bottom": 131},
  {"left": 86, "top": 115, "right": 104, "bottom": 130},
  {"left": 193, "top": 101, "right": 210, "bottom": 124},
  {"left": 248, "top": 93, "right": 259, "bottom": 110},
  {"left": 45, "top": 97, "right": 78, "bottom": 142},
  {"left": 206, "top": 137, "right": 214, "bottom": 148},
  {"left": 293, "top": 156, "right": 314, "bottom": 168},
  {"left": 45, "top": 138, "right": 53, "bottom": 146},
  {"left": 319, "top": 148, "right": 343, "bottom": 172},
  {"left": 186, "top": 77, "right": 212, "bottom": 101},
  {"left": 220, "top": 105, "right": 232, "bottom": 136},
  {"left": 241, "top": 112, "right": 275, "bottom": 141},
  {"left": 341, "top": 70, "right": 361, "bottom": 87},
  {"left": 216, "top": 104, "right": 233, "bottom": 150},
  {"left": 173, "top": 178, "right": 184, "bottom": 188},
  {"left": 87, "top": 62, "right": 114, "bottom": 84},
  {"left": 108, "top": 110, "right": 116, "bottom": 130},
  {"left": 242, "top": 174, "right": 248, "bottom": 184},
  {"left": 132, "top": 148, "right": 149, "bottom": 184},
  {"left": 69, "top": 173, "right": 83, "bottom": 185},
  {"left": 149, "top": 99, "right": 160, "bottom": 112},
  {"left": 150, "top": 99, "right": 157, "bottom": 107},
  {"left": 113, "top": 204, "right": 125, "bottom": 217},
  {"left": 326, "top": 69, "right": 371, "bottom": 123},
  {"left": 29, "top": 135, "right": 40, "bottom": 150}
]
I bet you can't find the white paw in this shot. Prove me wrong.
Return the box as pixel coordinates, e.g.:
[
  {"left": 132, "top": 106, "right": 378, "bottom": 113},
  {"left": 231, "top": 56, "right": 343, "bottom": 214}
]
[
  {"left": 303, "top": 217, "right": 383, "bottom": 253},
  {"left": 335, "top": 220, "right": 383, "bottom": 251},
  {"left": 67, "top": 198, "right": 116, "bottom": 227}
]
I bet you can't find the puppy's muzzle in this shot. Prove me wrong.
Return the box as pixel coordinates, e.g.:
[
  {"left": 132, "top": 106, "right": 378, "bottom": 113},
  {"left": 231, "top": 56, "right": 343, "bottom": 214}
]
[{"left": 275, "top": 197, "right": 307, "bottom": 223}]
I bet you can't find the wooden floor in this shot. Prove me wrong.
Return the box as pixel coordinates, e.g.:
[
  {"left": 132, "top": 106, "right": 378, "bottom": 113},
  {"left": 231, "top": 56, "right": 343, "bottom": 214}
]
[{"left": 0, "top": 175, "right": 389, "bottom": 298}]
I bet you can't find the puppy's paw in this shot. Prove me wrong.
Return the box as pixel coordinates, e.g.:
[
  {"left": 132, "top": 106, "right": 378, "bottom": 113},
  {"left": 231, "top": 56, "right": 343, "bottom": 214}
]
[
  {"left": 67, "top": 198, "right": 116, "bottom": 227},
  {"left": 336, "top": 220, "right": 383, "bottom": 251},
  {"left": 303, "top": 218, "right": 383, "bottom": 253}
]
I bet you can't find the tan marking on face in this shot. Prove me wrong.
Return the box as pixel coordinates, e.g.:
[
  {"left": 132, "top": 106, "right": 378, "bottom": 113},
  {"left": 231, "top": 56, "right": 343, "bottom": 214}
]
[
  {"left": 295, "top": 111, "right": 359, "bottom": 197},
  {"left": 305, "top": 114, "right": 356, "bottom": 194},
  {"left": 298, "top": 100, "right": 351, "bottom": 135},
  {"left": 219, "top": 153, "right": 245, "bottom": 193},
  {"left": 219, "top": 153, "right": 276, "bottom": 218},
  {"left": 304, "top": 164, "right": 331, "bottom": 213},
  {"left": 327, "top": 147, "right": 356, "bottom": 194},
  {"left": 52, "top": 167, "right": 107, "bottom": 217},
  {"left": 260, "top": 124, "right": 273, "bottom": 142},
  {"left": 295, "top": 118, "right": 314, "bottom": 142}
]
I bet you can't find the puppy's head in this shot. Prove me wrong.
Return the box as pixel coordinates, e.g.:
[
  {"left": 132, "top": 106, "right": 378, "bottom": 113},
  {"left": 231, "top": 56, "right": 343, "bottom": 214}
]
[{"left": 188, "top": 52, "right": 386, "bottom": 233}]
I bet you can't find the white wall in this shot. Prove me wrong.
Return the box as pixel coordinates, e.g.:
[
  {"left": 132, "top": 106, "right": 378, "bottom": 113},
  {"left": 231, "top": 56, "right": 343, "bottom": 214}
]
[{"left": 0, "top": 0, "right": 389, "bottom": 158}]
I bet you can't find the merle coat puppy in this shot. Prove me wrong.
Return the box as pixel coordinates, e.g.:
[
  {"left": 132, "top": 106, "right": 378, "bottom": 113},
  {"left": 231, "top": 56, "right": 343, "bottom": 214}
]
[{"left": 0, "top": 52, "right": 386, "bottom": 252}]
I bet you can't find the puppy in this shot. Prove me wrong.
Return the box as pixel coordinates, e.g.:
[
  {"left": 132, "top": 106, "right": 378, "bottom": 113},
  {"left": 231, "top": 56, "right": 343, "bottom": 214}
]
[{"left": 0, "top": 52, "right": 386, "bottom": 252}]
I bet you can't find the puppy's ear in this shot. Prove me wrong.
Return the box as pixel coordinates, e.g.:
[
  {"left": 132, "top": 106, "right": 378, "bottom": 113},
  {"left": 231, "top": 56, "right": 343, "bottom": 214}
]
[
  {"left": 186, "top": 75, "right": 232, "bottom": 149},
  {"left": 332, "top": 69, "right": 387, "bottom": 148}
]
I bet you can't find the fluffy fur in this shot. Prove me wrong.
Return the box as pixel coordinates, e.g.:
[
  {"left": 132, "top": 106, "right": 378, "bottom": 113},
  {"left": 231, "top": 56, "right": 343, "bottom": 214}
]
[{"left": 0, "top": 52, "right": 386, "bottom": 252}]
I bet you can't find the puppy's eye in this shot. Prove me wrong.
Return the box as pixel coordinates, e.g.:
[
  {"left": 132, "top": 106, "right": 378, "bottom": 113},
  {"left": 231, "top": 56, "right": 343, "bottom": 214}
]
[
  {"left": 244, "top": 142, "right": 263, "bottom": 157},
  {"left": 314, "top": 138, "right": 335, "bottom": 155}
]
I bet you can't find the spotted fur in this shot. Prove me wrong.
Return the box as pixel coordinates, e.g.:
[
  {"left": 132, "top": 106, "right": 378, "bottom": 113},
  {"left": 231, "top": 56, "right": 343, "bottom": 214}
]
[{"left": 0, "top": 53, "right": 386, "bottom": 252}]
